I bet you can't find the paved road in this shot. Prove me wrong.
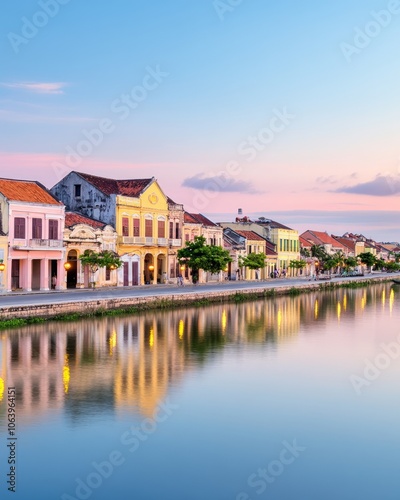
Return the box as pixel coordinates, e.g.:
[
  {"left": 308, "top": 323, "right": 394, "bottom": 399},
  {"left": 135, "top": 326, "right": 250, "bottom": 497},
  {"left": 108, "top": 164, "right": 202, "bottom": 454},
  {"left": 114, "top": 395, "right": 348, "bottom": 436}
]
[{"left": 0, "top": 273, "right": 395, "bottom": 308}]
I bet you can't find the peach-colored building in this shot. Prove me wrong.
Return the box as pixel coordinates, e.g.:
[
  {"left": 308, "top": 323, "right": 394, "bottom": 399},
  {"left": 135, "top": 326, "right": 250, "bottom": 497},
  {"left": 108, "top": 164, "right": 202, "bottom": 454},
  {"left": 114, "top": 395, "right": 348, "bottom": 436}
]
[{"left": 0, "top": 178, "right": 66, "bottom": 291}]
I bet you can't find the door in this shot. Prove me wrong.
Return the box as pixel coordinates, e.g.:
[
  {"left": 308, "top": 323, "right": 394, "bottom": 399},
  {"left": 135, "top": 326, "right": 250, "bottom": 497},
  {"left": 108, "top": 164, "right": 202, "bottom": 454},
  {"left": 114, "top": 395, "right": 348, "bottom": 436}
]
[
  {"left": 11, "top": 260, "right": 20, "bottom": 289},
  {"left": 123, "top": 262, "right": 129, "bottom": 286},
  {"left": 132, "top": 262, "right": 138, "bottom": 285}
]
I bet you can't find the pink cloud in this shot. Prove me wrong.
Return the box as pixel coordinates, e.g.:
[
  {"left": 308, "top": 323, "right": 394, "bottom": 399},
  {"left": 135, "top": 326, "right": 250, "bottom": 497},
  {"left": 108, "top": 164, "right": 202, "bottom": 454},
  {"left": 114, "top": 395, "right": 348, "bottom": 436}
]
[{"left": 0, "top": 82, "right": 67, "bottom": 95}]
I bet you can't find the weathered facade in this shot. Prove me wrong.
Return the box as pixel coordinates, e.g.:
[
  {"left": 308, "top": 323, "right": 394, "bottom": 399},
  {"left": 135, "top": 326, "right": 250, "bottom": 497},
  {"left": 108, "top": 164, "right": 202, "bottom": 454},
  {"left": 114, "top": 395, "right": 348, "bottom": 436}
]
[{"left": 64, "top": 212, "right": 118, "bottom": 288}]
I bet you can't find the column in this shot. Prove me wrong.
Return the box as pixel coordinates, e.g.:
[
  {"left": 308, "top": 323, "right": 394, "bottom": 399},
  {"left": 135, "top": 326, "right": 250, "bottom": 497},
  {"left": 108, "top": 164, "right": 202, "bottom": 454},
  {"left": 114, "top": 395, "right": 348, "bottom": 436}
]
[
  {"left": 57, "top": 259, "right": 65, "bottom": 290},
  {"left": 152, "top": 254, "right": 157, "bottom": 285},
  {"left": 26, "top": 257, "right": 32, "bottom": 292},
  {"left": 41, "top": 258, "right": 50, "bottom": 291}
]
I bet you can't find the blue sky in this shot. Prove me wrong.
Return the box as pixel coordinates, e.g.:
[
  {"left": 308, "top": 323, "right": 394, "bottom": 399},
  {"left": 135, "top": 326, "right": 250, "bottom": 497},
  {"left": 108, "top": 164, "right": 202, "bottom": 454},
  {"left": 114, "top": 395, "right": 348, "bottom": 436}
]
[{"left": 1, "top": 0, "right": 400, "bottom": 240}]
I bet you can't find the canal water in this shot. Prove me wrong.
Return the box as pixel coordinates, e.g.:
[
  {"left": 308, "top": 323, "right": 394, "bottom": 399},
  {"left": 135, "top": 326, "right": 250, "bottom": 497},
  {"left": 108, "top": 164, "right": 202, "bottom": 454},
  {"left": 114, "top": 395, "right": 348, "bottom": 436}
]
[{"left": 1, "top": 283, "right": 400, "bottom": 500}]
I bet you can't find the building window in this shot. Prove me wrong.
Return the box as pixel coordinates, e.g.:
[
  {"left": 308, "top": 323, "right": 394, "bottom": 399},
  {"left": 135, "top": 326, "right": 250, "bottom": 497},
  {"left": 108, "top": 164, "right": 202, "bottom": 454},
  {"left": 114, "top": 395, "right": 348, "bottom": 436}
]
[
  {"left": 133, "top": 218, "right": 140, "bottom": 237},
  {"left": 32, "top": 218, "right": 42, "bottom": 239},
  {"left": 48, "top": 220, "right": 58, "bottom": 240},
  {"left": 122, "top": 217, "right": 129, "bottom": 237},
  {"left": 185, "top": 234, "right": 189, "bottom": 242},
  {"left": 279, "top": 239, "right": 283, "bottom": 252},
  {"left": 158, "top": 220, "right": 165, "bottom": 238},
  {"left": 14, "top": 218, "right": 26, "bottom": 239},
  {"left": 145, "top": 219, "right": 153, "bottom": 237},
  {"left": 74, "top": 184, "right": 81, "bottom": 198},
  {"left": 175, "top": 223, "right": 180, "bottom": 239},
  {"left": 169, "top": 221, "right": 174, "bottom": 239},
  {"left": 105, "top": 268, "right": 111, "bottom": 281}
]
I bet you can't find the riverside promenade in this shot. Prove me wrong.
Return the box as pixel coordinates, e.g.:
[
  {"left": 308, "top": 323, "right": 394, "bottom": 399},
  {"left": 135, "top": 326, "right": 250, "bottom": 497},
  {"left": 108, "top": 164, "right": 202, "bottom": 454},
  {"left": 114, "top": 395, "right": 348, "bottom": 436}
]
[{"left": 0, "top": 272, "right": 396, "bottom": 321}]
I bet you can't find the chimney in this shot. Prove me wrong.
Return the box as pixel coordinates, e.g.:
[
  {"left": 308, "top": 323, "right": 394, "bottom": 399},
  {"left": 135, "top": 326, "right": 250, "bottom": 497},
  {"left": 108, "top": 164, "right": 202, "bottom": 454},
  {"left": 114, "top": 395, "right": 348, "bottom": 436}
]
[{"left": 238, "top": 208, "right": 242, "bottom": 216}]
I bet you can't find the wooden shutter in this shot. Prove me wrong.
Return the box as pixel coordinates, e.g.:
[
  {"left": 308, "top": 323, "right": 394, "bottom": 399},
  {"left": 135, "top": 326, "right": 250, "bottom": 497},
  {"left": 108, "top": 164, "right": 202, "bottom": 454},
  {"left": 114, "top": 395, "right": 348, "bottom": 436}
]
[
  {"left": 145, "top": 219, "right": 153, "bottom": 237},
  {"left": 158, "top": 220, "right": 165, "bottom": 238},
  {"left": 122, "top": 217, "right": 129, "bottom": 236},
  {"left": 48, "top": 220, "right": 58, "bottom": 240},
  {"left": 133, "top": 219, "right": 140, "bottom": 237},
  {"left": 32, "top": 218, "right": 42, "bottom": 239},
  {"left": 14, "top": 218, "right": 25, "bottom": 239}
]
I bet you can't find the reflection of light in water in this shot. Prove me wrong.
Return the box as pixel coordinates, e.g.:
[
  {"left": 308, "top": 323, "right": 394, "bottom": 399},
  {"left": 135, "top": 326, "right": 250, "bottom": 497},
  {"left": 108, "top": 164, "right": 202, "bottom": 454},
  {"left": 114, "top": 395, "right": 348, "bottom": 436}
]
[
  {"left": 0, "top": 377, "right": 4, "bottom": 401},
  {"left": 314, "top": 300, "right": 318, "bottom": 320},
  {"left": 178, "top": 320, "right": 184, "bottom": 340},
  {"left": 149, "top": 328, "right": 154, "bottom": 348},
  {"left": 109, "top": 330, "right": 117, "bottom": 355},
  {"left": 343, "top": 294, "right": 347, "bottom": 311},
  {"left": 390, "top": 288, "right": 394, "bottom": 315},
  {"left": 277, "top": 309, "right": 282, "bottom": 329},
  {"left": 221, "top": 310, "right": 227, "bottom": 334},
  {"left": 337, "top": 302, "right": 341, "bottom": 320},
  {"left": 63, "top": 354, "right": 70, "bottom": 394},
  {"left": 361, "top": 292, "right": 366, "bottom": 310},
  {"left": 381, "top": 289, "right": 386, "bottom": 309}
]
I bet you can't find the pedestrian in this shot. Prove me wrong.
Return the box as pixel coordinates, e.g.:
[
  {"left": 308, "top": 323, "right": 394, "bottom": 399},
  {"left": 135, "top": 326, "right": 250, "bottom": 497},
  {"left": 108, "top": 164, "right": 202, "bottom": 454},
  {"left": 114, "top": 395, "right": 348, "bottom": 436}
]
[
  {"left": 236, "top": 268, "right": 240, "bottom": 281},
  {"left": 178, "top": 274, "right": 184, "bottom": 286},
  {"left": 51, "top": 275, "right": 57, "bottom": 290}
]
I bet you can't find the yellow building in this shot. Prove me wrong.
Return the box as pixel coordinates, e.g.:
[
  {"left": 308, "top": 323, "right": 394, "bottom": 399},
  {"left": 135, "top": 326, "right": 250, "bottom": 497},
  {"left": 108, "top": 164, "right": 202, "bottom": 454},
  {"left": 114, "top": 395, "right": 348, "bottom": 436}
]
[
  {"left": 116, "top": 179, "right": 169, "bottom": 285},
  {"left": 0, "top": 233, "right": 7, "bottom": 292}
]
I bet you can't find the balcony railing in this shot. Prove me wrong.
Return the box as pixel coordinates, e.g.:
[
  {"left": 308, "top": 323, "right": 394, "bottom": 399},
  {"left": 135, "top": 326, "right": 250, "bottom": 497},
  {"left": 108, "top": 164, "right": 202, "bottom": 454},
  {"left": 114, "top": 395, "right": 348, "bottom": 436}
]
[
  {"left": 169, "top": 239, "right": 182, "bottom": 247},
  {"left": 30, "top": 239, "right": 63, "bottom": 248},
  {"left": 120, "top": 236, "right": 146, "bottom": 245},
  {"left": 157, "top": 238, "right": 168, "bottom": 246}
]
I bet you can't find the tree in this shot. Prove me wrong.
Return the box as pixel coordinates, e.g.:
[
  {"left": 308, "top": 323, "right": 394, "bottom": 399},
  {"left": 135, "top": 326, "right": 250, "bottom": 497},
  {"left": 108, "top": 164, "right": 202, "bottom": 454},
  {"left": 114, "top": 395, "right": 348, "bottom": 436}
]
[
  {"left": 311, "top": 244, "right": 328, "bottom": 261},
  {"left": 358, "top": 252, "right": 376, "bottom": 271},
  {"left": 343, "top": 256, "right": 357, "bottom": 269},
  {"left": 239, "top": 253, "right": 266, "bottom": 277},
  {"left": 177, "top": 236, "right": 231, "bottom": 283},
  {"left": 289, "top": 260, "right": 306, "bottom": 276},
  {"left": 79, "top": 250, "right": 122, "bottom": 286}
]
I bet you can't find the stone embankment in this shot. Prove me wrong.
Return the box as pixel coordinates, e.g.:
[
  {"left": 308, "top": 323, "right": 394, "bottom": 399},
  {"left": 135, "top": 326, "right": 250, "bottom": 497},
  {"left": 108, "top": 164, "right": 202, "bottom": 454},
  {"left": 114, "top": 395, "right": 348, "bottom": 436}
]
[{"left": 0, "top": 276, "right": 393, "bottom": 323}]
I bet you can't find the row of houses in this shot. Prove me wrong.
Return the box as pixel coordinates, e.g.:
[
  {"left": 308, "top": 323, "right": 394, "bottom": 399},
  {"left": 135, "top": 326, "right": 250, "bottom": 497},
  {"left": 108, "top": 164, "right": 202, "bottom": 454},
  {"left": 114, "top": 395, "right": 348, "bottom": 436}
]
[{"left": 0, "top": 171, "right": 398, "bottom": 292}]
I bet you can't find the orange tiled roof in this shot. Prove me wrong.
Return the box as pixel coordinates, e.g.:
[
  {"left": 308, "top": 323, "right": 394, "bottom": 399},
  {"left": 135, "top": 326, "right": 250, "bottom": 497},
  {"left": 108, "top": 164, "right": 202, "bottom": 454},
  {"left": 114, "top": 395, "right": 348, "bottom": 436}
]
[
  {"left": 301, "top": 230, "right": 346, "bottom": 249},
  {"left": 332, "top": 236, "right": 356, "bottom": 252},
  {"left": 184, "top": 212, "right": 218, "bottom": 226},
  {"left": 0, "top": 178, "right": 61, "bottom": 205},
  {"left": 234, "top": 230, "right": 266, "bottom": 242},
  {"left": 77, "top": 172, "right": 153, "bottom": 197},
  {"left": 299, "top": 236, "right": 312, "bottom": 247},
  {"left": 65, "top": 212, "right": 106, "bottom": 229}
]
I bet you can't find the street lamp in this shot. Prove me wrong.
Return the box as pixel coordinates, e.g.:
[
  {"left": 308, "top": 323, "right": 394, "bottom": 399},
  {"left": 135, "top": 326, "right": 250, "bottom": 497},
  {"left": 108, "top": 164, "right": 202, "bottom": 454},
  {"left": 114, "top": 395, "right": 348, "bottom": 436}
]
[
  {"left": 0, "top": 261, "right": 5, "bottom": 272},
  {"left": 64, "top": 262, "right": 72, "bottom": 271},
  {"left": 148, "top": 265, "right": 154, "bottom": 271}
]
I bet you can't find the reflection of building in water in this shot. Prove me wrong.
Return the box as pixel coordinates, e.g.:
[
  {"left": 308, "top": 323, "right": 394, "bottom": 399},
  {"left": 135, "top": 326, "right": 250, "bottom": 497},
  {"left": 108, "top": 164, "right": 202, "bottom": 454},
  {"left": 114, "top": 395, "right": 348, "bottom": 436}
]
[
  {"left": 0, "top": 328, "right": 66, "bottom": 424},
  {"left": 1, "top": 284, "right": 396, "bottom": 423}
]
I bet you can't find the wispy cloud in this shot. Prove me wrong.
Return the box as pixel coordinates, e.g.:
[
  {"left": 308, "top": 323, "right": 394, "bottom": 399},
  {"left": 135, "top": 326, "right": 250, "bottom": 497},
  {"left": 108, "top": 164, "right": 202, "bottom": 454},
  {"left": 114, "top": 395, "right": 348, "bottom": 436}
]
[
  {"left": 0, "top": 82, "right": 68, "bottom": 95},
  {"left": 335, "top": 174, "right": 400, "bottom": 196},
  {"left": 182, "top": 173, "right": 262, "bottom": 194}
]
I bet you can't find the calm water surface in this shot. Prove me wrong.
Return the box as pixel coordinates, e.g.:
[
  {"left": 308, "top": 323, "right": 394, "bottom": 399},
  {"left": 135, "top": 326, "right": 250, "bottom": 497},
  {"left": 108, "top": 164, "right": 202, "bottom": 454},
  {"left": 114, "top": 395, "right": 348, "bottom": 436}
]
[{"left": 1, "top": 283, "right": 400, "bottom": 500}]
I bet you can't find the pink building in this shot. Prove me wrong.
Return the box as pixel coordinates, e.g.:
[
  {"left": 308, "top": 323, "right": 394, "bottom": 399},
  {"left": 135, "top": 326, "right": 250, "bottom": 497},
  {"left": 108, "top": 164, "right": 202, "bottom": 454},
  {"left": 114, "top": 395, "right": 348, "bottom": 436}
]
[{"left": 0, "top": 178, "right": 65, "bottom": 291}]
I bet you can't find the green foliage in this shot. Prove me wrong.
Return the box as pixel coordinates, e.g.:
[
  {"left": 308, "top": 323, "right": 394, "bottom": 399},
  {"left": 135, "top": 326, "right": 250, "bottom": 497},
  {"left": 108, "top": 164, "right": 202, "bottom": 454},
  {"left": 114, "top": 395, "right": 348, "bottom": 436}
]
[
  {"left": 343, "top": 256, "right": 357, "bottom": 269},
  {"left": 311, "top": 244, "right": 328, "bottom": 261},
  {"left": 177, "top": 236, "right": 232, "bottom": 275},
  {"left": 79, "top": 250, "right": 122, "bottom": 271},
  {"left": 385, "top": 261, "right": 400, "bottom": 272},
  {"left": 289, "top": 259, "right": 306, "bottom": 270},
  {"left": 239, "top": 252, "right": 266, "bottom": 270},
  {"left": 358, "top": 252, "right": 376, "bottom": 268}
]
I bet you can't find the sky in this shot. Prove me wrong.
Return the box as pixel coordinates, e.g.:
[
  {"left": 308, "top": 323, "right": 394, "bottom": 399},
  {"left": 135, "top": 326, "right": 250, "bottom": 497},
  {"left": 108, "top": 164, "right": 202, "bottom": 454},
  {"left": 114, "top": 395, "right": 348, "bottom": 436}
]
[{"left": 1, "top": 0, "right": 399, "bottom": 241}]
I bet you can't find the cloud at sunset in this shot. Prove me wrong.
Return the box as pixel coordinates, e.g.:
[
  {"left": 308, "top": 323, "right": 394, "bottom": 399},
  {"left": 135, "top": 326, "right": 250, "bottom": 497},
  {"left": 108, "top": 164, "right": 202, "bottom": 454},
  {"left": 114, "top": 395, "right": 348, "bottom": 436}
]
[
  {"left": 0, "top": 82, "right": 67, "bottom": 94},
  {"left": 335, "top": 175, "right": 400, "bottom": 196},
  {"left": 182, "top": 173, "right": 262, "bottom": 194}
]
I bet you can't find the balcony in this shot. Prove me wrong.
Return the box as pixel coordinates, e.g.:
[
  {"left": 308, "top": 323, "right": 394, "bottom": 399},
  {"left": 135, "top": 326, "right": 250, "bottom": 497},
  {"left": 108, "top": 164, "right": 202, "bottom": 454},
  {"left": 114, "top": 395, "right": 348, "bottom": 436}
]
[
  {"left": 169, "top": 239, "right": 182, "bottom": 247},
  {"left": 12, "top": 239, "right": 63, "bottom": 250},
  {"left": 157, "top": 238, "right": 168, "bottom": 246},
  {"left": 120, "top": 236, "right": 146, "bottom": 245},
  {"left": 30, "top": 239, "right": 64, "bottom": 248}
]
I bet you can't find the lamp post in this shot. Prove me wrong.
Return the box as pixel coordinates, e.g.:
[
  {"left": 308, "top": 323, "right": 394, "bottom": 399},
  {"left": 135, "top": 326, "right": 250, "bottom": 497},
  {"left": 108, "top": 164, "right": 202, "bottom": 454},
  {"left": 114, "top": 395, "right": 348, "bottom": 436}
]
[
  {"left": 148, "top": 264, "right": 154, "bottom": 282},
  {"left": 0, "top": 261, "right": 5, "bottom": 272},
  {"left": 64, "top": 262, "right": 72, "bottom": 271}
]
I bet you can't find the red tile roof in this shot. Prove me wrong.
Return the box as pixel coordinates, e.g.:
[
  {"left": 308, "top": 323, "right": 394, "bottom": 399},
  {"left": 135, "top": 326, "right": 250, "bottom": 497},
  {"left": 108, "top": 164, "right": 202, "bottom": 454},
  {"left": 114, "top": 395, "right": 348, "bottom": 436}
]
[
  {"left": 299, "top": 236, "right": 312, "bottom": 248},
  {"left": 77, "top": 172, "right": 153, "bottom": 197},
  {"left": 301, "top": 230, "right": 346, "bottom": 250},
  {"left": 184, "top": 212, "right": 218, "bottom": 226},
  {"left": 265, "top": 240, "right": 278, "bottom": 256},
  {"left": 332, "top": 237, "right": 356, "bottom": 252},
  {"left": 234, "top": 230, "right": 266, "bottom": 242},
  {"left": 65, "top": 212, "right": 106, "bottom": 229},
  {"left": 0, "top": 178, "right": 61, "bottom": 205}
]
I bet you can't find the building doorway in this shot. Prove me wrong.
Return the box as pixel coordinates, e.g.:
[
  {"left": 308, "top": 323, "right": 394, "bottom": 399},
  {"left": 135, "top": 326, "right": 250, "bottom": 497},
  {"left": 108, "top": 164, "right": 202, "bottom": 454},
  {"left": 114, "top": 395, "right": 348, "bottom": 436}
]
[{"left": 66, "top": 250, "right": 78, "bottom": 288}]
